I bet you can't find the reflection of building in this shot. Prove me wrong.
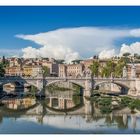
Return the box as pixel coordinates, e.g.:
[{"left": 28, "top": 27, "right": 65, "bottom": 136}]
[
  {"left": 49, "top": 97, "right": 75, "bottom": 110},
  {"left": 123, "top": 114, "right": 128, "bottom": 126},
  {"left": 66, "top": 99, "right": 75, "bottom": 108},
  {"left": 58, "top": 98, "right": 65, "bottom": 109},
  {"left": 2, "top": 98, "right": 36, "bottom": 110},
  {"left": 3, "top": 83, "right": 16, "bottom": 92},
  {"left": 59, "top": 64, "right": 84, "bottom": 78},
  {"left": 131, "top": 115, "right": 136, "bottom": 129}
]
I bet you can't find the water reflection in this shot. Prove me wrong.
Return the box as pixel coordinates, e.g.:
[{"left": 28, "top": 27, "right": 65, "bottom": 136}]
[
  {"left": 1, "top": 97, "right": 36, "bottom": 110},
  {"left": 44, "top": 90, "right": 83, "bottom": 111},
  {"left": 0, "top": 91, "right": 140, "bottom": 134}
]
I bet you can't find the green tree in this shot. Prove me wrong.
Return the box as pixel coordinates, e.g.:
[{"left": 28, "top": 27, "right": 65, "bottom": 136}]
[
  {"left": 89, "top": 61, "right": 100, "bottom": 77},
  {"left": 123, "top": 52, "right": 131, "bottom": 57},
  {"left": 56, "top": 59, "right": 65, "bottom": 64},
  {"left": 101, "top": 66, "right": 109, "bottom": 77},
  {"left": 71, "top": 59, "right": 82, "bottom": 64},
  {"left": 114, "top": 58, "right": 126, "bottom": 77},
  {"left": 42, "top": 66, "right": 49, "bottom": 77},
  {"left": 100, "top": 60, "right": 116, "bottom": 78},
  {"left": 0, "top": 63, "right": 5, "bottom": 77},
  {"left": 122, "top": 53, "right": 131, "bottom": 63}
]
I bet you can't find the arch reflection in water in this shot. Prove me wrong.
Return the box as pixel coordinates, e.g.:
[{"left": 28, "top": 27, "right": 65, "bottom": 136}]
[{"left": 44, "top": 90, "right": 83, "bottom": 111}]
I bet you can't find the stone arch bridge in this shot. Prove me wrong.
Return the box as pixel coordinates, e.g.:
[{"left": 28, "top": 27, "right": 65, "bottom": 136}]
[{"left": 0, "top": 77, "right": 140, "bottom": 96}]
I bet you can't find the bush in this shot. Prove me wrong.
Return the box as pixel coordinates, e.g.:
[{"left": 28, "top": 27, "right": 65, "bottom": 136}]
[
  {"left": 100, "top": 106, "right": 112, "bottom": 114},
  {"left": 98, "top": 98, "right": 112, "bottom": 106},
  {"left": 120, "top": 96, "right": 133, "bottom": 107}
]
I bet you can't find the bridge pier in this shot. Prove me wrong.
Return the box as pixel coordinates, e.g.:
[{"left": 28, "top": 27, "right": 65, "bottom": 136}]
[
  {"left": 84, "top": 98, "right": 92, "bottom": 122},
  {"left": 128, "top": 79, "right": 140, "bottom": 96},
  {"left": 49, "top": 98, "right": 53, "bottom": 108},
  {"left": 84, "top": 79, "right": 92, "bottom": 97}
]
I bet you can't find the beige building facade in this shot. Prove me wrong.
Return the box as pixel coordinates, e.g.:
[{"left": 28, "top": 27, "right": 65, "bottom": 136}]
[{"left": 59, "top": 64, "right": 84, "bottom": 78}]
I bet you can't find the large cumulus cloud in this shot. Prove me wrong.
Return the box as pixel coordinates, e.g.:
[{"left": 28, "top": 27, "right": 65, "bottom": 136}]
[{"left": 15, "top": 27, "right": 140, "bottom": 62}]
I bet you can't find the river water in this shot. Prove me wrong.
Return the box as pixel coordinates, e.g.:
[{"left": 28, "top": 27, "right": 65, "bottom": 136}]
[{"left": 0, "top": 90, "right": 140, "bottom": 134}]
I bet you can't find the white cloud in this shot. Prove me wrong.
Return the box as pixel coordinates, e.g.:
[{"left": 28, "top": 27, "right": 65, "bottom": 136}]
[
  {"left": 16, "top": 27, "right": 140, "bottom": 61},
  {"left": 22, "top": 45, "right": 79, "bottom": 63},
  {"left": 99, "top": 49, "right": 116, "bottom": 59},
  {"left": 119, "top": 42, "right": 140, "bottom": 56},
  {"left": 130, "top": 28, "right": 140, "bottom": 37}
]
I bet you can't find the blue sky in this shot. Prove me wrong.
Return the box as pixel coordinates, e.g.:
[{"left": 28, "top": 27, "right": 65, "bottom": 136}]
[{"left": 1, "top": 6, "right": 140, "bottom": 60}]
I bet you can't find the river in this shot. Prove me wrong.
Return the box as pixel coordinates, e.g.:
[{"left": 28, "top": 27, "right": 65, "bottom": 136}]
[{"left": 0, "top": 90, "right": 140, "bottom": 134}]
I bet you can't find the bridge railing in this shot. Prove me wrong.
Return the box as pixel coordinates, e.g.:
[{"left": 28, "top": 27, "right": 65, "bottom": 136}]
[{"left": 0, "top": 76, "right": 136, "bottom": 81}]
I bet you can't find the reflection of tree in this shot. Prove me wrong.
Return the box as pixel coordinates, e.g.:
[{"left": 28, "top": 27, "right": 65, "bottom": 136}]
[
  {"left": 30, "top": 86, "right": 38, "bottom": 97},
  {"left": 72, "top": 95, "right": 80, "bottom": 105},
  {"left": 0, "top": 114, "right": 3, "bottom": 124},
  {"left": 92, "top": 115, "right": 104, "bottom": 122},
  {"left": 72, "top": 94, "right": 82, "bottom": 105},
  {"left": 37, "top": 115, "right": 44, "bottom": 125},
  {"left": 114, "top": 116, "right": 128, "bottom": 129},
  {"left": 105, "top": 115, "right": 114, "bottom": 126}
]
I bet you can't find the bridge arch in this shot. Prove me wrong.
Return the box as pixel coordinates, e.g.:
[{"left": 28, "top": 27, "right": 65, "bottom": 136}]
[
  {"left": 45, "top": 103, "right": 84, "bottom": 114},
  {"left": 94, "top": 81, "right": 130, "bottom": 94},
  {"left": 46, "top": 80, "right": 85, "bottom": 89}
]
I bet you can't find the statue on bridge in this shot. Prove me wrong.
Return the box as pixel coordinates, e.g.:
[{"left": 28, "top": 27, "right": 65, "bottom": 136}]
[
  {"left": 82, "top": 68, "right": 92, "bottom": 78},
  {"left": 131, "top": 64, "right": 136, "bottom": 78},
  {"left": 123, "top": 66, "right": 127, "bottom": 78}
]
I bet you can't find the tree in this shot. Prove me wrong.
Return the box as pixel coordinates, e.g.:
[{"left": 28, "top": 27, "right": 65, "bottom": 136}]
[
  {"left": 114, "top": 58, "right": 126, "bottom": 78},
  {"left": 71, "top": 60, "right": 82, "bottom": 64},
  {"left": 2, "top": 56, "right": 5, "bottom": 65},
  {"left": 0, "top": 63, "right": 5, "bottom": 77},
  {"left": 134, "top": 53, "right": 140, "bottom": 59},
  {"left": 123, "top": 52, "right": 131, "bottom": 57},
  {"left": 42, "top": 66, "right": 49, "bottom": 77},
  {"left": 89, "top": 61, "right": 100, "bottom": 77},
  {"left": 100, "top": 60, "right": 116, "bottom": 78},
  {"left": 101, "top": 66, "right": 110, "bottom": 77},
  {"left": 56, "top": 59, "right": 65, "bottom": 64}
]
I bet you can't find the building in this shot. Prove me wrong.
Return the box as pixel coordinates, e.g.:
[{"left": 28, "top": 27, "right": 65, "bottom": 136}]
[
  {"left": 42, "top": 61, "right": 58, "bottom": 76},
  {"left": 5, "top": 66, "right": 22, "bottom": 76},
  {"left": 23, "top": 65, "right": 42, "bottom": 77},
  {"left": 80, "top": 59, "right": 94, "bottom": 70},
  {"left": 59, "top": 64, "right": 84, "bottom": 78},
  {"left": 23, "top": 66, "right": 33, "bottom": 77},
  {"left": 9, "top": 57, "right": 21, "bottom": 67},
  {"left": 59, "top": 64, "right": 67, "bottom": 77},
  {"left": 32, "top": 65, "right": 42, "bottom": 77},
  {"left": 80, "top": 58, "right": 109, "bottom": 71},
  {"left": 127, "top": 63, "right": 140, "bottom": 78}
]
